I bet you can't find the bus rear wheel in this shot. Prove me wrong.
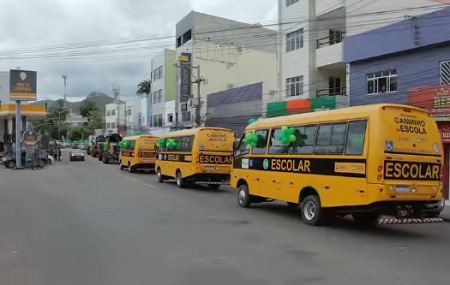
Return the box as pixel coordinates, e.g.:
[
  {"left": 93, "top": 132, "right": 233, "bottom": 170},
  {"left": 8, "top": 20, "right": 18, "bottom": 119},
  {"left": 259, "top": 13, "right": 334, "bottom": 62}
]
[
  {"left": 300, "top": 195, "right": 326, "bottom": 226},
  {"left": 156, "top": 168, "right": 164, "bottom": 183},
  {"left": 176, "top": 171, "right": 186, "bottom": 188}
]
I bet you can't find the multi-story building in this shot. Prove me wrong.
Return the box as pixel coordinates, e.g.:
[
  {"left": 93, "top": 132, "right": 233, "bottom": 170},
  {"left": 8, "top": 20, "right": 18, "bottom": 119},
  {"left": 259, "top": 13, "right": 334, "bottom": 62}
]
[
  {"left": 105, "top": 101, "right": 125, "bottom": 135},
  {"left": 274, "top": 0, "right": 445, "bottom": 117},
  {"left": 0, "top": 71, "right": 47, "bottom": 145},
  {"left": 145, "top": 49, "right": 177, "bottom": 135},
  {"left": 175, "top": 11, "right": 278, "bottom": 131},
  {"left": 344, "top": 7, "right": 450, "bottom": 199}
]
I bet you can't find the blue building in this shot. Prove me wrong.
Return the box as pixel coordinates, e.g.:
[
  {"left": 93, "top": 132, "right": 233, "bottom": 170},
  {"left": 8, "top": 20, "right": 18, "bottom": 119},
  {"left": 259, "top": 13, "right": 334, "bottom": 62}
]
[
  {"left": 204, "top": 82, "right": 263, "bottom": 136},
  {"left": 344, "top": 7, "right": 450, "bottom": 200}
]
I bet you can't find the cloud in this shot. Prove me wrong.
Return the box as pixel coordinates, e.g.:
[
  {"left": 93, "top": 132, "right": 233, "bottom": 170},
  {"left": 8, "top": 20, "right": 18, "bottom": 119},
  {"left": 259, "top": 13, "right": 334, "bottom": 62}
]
[{"left": 0, "top": 0, "right": 276, "bottom": 102}]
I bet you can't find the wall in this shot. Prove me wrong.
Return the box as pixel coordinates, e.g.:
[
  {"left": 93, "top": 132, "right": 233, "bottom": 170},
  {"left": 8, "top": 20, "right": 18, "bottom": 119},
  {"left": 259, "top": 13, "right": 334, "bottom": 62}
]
[
  {"left": 349, "top": 44, "right": 450, "bottom": 106},
  {"left": 279, "top": 0, "right": 314, "bottom": 99},
  {"left": 0, "top": 71, "right": 10, "bottom": 104},
  {"left": 345, "top": 0, "right": 444, "bottom": 37},
  {"left": 205, "top": 82, "right": 263, "bottom": 135},
  {"left": 164, "top": 50, "right": 177, "bottom": 102},
  {"left": 150, "top": 51, "right": 166, "bottom": 122},
  {"left": 344, "top": 7, "right": 450, "bottom": 63},
  {"left": 193, "top": 41, "right": 277, "bottom": 121}
]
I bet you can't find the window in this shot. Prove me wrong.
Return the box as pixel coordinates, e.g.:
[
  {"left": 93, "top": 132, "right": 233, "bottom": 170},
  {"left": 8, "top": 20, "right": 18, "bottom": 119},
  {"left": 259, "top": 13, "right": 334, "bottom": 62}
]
[
  {"left": 128, "top": 109, "right": 131, "bottom": 116},
  {"left": 167, "top": 113, "right": 174, "bottom": 123},
  {"left": 235, "top": 133, "right": 251, "bottom": 157},
  {"left": 166, "top": 136, "right": 193, "bottom": 152},
  {"left": 107, "top": 110, "right": 111, "bottom": 116},
  {"left": 153, "top": 66, "right": 163, "bottom": 81},
  {"left": 286, "top": 76, "right": 304, "bottom": 97},
  {"left": 158, "top": 89, "right": 163, "bottom": 102},
  {"left": 286, "top": 29, "right": 303, "bottom": 52},
  {"left": 440, "top": 60, "right": 450, "bottom": 85},
  {"left": 286, "top": 0, "right": 299, "bottom": 7},
  {"left": 111, "top": 110, "right": 116, "bottom": 116},
  {"left": 329, "top": 30, "right": 344, "bottom": 45},
  {"left": 345, "top": 120, "right": 367, "bottom": 155},
  {"left": 291, "top": 125, "right": 317, "bottom": 154},
  {"left": 181, "top": 111, "right": 191, "bottom": 122},
  {"left": 152, "top": 115, "right": 158, "bottom": 127},
  {"left": 315, "top": 123, "right": 347, "bottom": 154},
  {"left": 125, "top": 140, "right": 136, "bottom": 150},
  {"left": 251, "top": 130, "right": 269, "bottom": 154},
  {"left": 111, "top": 122, "right": 116, "bottom": 128},
  {"left": 106, "top": 123, "right": 111, "bottom": 128},
  {"left": 157, "top": 114, "right": 163, "bottom": 127},
  {"left": 366, "top": 69, "right": 397, "bottom": 94},
  {"left": 268, "top": 125, "right": 317, "bottom": 155}
]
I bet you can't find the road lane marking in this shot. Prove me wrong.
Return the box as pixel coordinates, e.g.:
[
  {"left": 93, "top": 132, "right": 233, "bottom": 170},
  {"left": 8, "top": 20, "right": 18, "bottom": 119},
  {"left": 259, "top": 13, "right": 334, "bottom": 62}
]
[{"left": 95, "top": 159, "right": 157, "bottom": 189}]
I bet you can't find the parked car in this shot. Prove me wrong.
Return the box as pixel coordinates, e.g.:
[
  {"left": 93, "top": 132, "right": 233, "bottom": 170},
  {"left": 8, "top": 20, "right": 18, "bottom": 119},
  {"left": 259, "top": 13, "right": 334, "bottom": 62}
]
[{"left": 1, "top": 151, "right": 47, "bottom": 168}]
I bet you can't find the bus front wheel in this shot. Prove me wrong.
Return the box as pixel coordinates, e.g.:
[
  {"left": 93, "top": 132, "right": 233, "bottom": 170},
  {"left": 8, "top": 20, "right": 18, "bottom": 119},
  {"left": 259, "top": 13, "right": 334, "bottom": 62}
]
[
  {"left": 300, "top": 195, "right": 326, "bottom": 226},
  {"left": 157, "top": 168, "right": 164, "bottom": 183},
  {"left": 237, "top": 184, "right": 251, "bottom": 208},
  {"left": 176, "top": 171, "right": 186, "bottom": 188}
]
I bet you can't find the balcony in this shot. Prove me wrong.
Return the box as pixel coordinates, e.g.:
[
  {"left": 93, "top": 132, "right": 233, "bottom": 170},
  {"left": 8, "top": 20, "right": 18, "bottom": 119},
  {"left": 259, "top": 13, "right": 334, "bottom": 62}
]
[
  {"left": 316, "top": 87, "right": 346, "bottom": 97},
  {"left": 316, "top": 0, "right": 344, "bottom": 17},
  {"left": 316, "top": 32, "right": 345, "bottom": 69}
]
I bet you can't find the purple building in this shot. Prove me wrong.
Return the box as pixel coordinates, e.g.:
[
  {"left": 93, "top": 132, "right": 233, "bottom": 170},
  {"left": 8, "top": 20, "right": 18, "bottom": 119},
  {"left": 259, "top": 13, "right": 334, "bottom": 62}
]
[{"left": 344, "top": 7, "right": 450, "bottom": 200}]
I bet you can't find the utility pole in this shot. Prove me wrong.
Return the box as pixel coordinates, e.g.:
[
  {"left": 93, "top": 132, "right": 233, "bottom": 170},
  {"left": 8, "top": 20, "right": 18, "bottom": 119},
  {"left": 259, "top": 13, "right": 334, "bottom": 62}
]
[
  {"left": 62, "top": 75, "right": 67, "bottom": 107},
  {"left": 173, "top": 63, "right": 206, "bottom": 128},
  {"left": 113, "top": 84, "right": 121, "bottom": 133},
  {"left": 191, "top": 65, "right": 205, "bottom": 127}
]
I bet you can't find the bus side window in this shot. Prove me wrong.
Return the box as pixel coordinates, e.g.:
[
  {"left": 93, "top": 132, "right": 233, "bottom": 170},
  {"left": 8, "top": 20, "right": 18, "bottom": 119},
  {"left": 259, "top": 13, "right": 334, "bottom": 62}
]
[
  {"left": 251, "top": 130, "right": 269, "bottom": 155},
  {"left": 345, "top": 120, "right": 367, "bottom": 155},
  {"left": 235, "top": 133, "right": 250, "bottom": 157},
  {"left": 291, "top": 125, "right": 316, "bottom": 154},
  {"left": 315, "top": 123, "right": 347, "bottom": 154},
  {"left": 269, "top": 128, "right": 289, "bottom": 154}
]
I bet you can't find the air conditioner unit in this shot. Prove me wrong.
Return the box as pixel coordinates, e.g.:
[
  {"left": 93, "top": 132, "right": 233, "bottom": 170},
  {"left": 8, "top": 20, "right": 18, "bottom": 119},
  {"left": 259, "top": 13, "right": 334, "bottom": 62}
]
[
  {"left": 188, "top": 98, "right": 199, "bottom": 107},
  {"left": 181, "top": 102, "right": 188, "bottom": 111}
]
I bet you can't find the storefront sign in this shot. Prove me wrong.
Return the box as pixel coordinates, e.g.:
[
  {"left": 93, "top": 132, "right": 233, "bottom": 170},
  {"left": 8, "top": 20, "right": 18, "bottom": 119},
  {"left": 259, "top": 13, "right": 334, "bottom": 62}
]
[
  {"left": 439, "top": 124, "right": 450, "bottom": 143},
  {"left": 178, "top": 53, "right": 191, "bottom": 103},
  {"left": 9, "top": 70, "right": 37, "bottom": 101},
  {"left": 408, "top": 85, "right": 450, "bottom": 120}
]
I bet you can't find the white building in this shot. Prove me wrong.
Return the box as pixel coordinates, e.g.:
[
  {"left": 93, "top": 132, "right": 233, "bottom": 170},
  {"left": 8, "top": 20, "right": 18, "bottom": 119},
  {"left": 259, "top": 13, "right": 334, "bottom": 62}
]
[
  {"left": 105, "top": 101, "right": 125, "bottom": 134},
  {"left": 175, "top": 11, "right": 278, "bottom": 127},
  {"left": 278, "top": 0, "right": 443, "bottom": 102},
  {"left": 146, "top": 49, "right": 177, "bottom": 135},
  {"left": 65, "top": 113, "right": 88, "bottom": 127}
]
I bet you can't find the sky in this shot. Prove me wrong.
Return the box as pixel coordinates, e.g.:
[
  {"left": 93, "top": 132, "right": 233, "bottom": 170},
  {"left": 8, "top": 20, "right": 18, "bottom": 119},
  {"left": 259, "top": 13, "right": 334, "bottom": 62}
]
[{"left": 0, "top": 0, "right": 277, "bottom": 102}]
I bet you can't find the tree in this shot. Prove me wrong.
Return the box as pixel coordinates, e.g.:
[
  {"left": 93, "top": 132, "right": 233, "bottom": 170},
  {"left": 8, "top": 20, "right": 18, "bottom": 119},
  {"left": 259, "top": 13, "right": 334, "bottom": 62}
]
[
  {"left": 68, "top": 126, "right": 86, "bottom": 141},
  {"left": 136, "top": 79, "right": 151, "bottom": 97},
  {"left": 80, "top": 100, "right": 99, "bottom": 118}
]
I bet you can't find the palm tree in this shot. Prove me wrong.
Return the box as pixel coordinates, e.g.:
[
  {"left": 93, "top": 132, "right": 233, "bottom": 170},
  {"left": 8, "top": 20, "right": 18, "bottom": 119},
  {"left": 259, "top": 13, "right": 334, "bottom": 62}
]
[{"left": 136, "top": 79, "right": 151, "bottom": 97}]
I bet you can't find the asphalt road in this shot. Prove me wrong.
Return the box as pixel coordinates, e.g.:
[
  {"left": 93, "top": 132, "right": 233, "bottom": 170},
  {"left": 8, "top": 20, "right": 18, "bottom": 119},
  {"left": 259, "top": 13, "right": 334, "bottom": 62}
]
[{"left": 0, "top": 150, "right": 449, "bottom": 285}]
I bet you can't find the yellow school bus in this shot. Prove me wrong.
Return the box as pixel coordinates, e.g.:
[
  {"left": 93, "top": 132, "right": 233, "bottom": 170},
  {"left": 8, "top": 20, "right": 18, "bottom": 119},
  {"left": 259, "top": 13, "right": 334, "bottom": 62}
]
[
  {"left": 119, "top": 135, "right": 159, "bottom": 172},
  {"left": 231, "top": 104, "right": 445, "bottom": 226},
  {"left": 155, "top": 127, "right": 234, "bottom": 189}
]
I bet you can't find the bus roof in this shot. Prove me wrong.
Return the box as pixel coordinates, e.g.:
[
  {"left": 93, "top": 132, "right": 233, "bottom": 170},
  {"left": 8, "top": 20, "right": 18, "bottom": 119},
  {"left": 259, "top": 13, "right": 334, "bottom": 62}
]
[
  {"left": 161, "top": 127, "right": 234, "bottom": 138},
  {"left": 122, "top": 135, "right": 159, "bottom": 141},
  {"left": 248, "top": 103, "right": 428, "bottom": 129}
]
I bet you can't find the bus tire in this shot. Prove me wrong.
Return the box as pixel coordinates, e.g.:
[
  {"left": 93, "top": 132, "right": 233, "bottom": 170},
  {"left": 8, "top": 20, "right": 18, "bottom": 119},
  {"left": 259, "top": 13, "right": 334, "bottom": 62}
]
[
  {"left": 176, "top": 170, "right": 186, "bottom": 188},
  {"left": 300, "top": 195, "right": 326, "bottom": 226},
  {"left": 237, "top": 184, "right": 251, "bottom": 208},
  {"left": 120, "top": 161, "right": 124, "bottom": 170},
  {"left": 156, "top": 168, "right": 164, "bottom": 183},
  {"left": 128, "top": 163, "right": 134, "bottom": 173}
]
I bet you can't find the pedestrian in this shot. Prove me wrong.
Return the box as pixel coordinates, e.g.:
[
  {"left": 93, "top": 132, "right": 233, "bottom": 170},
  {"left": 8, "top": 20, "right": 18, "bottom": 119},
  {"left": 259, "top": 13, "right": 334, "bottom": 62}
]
[{"left": 58, "top": 147, "right": 62, "bottom": 161}]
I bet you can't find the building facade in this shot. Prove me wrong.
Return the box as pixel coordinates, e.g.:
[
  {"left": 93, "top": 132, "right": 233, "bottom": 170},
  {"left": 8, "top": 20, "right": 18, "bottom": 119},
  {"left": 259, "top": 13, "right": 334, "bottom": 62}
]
[
  {"left": 0, "top": 71, "right": 47, "bottom": 145},
  {"left": 175, "top": 11, "right": 278, "bottom": 128},
  {"left": 105, "top": 101, "right": 125, "bottom": 135},
  {"left": 344, "top": 7, "right": 450, "bottom": 199},
  {"left": 205, "top": 82, "right": 264, "bottom": 136},
  {"left": 276, "top": 0, "right": 445, "bottom": 113},
  {"left": 146, "top": 49, "right": 177, "bottom": 136}
]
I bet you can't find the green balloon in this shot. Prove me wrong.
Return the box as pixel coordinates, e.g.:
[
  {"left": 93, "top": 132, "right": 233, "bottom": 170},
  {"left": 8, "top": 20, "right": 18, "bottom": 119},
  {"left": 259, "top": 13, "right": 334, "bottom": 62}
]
[
  {"left": 250, "top": 141, "right": 257, "bottom": 147},
  {"left": 248, "top": 118, "right": 257, "bottom": 125},
  {"left": 288, "top": 128, "right": 296, "bottom": 135},
  {"left": 289, "top": 134, "right": 297, "bottom": 142},
  {"left": 281, "top": 126, "right": 288, "bottom": 133},
  {"left": 245, "top": 133, "right": 252, "bottom": 140},
  {"left": 251, "top": 134, "right": 259, "bottom": 143},
  {"left": 244, "top": 138, "right": 252, "bottom": 145},
  {"left": 281, "top": 136, "right": 290, "bottom": 146}
]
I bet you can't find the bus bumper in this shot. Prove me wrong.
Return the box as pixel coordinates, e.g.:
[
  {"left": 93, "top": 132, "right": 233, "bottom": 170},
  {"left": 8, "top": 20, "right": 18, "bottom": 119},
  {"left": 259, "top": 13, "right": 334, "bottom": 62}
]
[{"left": 376, "top": 217, "right": 443, "bottom": 224}]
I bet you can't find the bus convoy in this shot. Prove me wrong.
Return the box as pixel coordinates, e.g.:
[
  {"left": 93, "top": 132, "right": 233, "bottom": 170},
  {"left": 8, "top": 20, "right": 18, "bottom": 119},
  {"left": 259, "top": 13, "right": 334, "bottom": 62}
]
[{"left": 88, "top": 104, "right": 446, "bottom": 226}]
